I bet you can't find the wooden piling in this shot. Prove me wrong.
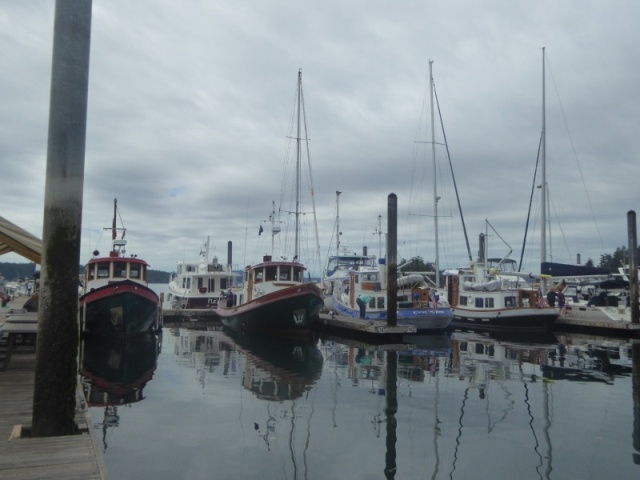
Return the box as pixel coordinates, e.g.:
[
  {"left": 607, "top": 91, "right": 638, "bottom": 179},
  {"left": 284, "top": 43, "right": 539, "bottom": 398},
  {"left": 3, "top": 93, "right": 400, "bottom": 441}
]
[
  {"left": 387, "top": 193, "right": 397, "bottom": 327},
  {"left": 32, "top": 0, "right": 93, "bottom": 437},
  {"left": 628, "top": 210, "right": 638, "bottom": 325}
]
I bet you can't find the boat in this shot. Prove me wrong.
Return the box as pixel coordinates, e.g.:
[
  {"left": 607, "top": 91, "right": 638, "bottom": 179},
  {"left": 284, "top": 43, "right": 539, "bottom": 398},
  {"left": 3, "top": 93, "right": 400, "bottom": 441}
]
[
  {"left": 167, "top": 237, "right": 237, "bottom": 309},
  {"left": 330, "top": 257, "right": 453, "bottom": 332},
  {"left": 446, "top": 227, "right": 559, "bottom": 330},
  {"left": 79, "top": 198, "right": 160, "bottom": 335},
  {"left": 216, "top": 70, "right": 324, "bottom": 338},
  {"left": 322, "top": 192, "right": 377, "bottom": 302}
]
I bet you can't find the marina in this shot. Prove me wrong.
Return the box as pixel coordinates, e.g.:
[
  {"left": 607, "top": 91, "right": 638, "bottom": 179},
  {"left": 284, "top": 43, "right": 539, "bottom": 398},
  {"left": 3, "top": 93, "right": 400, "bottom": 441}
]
[
  {"left": 2, "top": 282, "right": 640, "bottom": 479},
  {"left": 0, "top": 6, "right": 639, "bottom": 478}
]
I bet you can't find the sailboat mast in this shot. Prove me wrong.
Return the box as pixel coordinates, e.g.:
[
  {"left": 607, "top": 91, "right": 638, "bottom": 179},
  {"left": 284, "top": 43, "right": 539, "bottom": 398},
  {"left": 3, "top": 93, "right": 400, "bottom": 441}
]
[
  {"left": 430, "top": 61, "right": 440, "bottom": 287},
  {"left": 295, "top": 69, "right": 302, "bottom": 261},
  {"left": 541, "top": 47, "right": 547, "bottom": 265},
  {"left": 112, "top": 198, "right": 117, "bottom": 241},
  {"left": 336, "top": 191, "right": 341, "bottom": 255}
]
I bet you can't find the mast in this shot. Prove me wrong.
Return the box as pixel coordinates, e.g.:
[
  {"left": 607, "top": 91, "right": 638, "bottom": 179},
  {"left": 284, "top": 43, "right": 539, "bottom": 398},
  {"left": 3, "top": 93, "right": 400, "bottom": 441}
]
[
  {"left": 295, "top": 69, "right": 302, "bottom": 261},
  {"left": 335, "top": 191, "right": 341, "bottom": 255},
  {"left": 112, "top": 198, "right": 117, "bottom": 241},
  {"left": 541, "top": 47, "right": 547, "bottom": 265},
  {"left": 429, "top": 61, "right": 440, "bottom": 287}
]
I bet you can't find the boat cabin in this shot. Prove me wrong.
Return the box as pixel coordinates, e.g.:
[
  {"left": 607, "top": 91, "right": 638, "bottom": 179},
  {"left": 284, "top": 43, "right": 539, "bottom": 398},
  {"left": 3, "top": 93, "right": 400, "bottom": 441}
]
[
  {"left": 247, "top": 256, "right": 305, "bottom": 285},
  {"left": 84, "top": 256, "right": 149, "bottom": 291}
]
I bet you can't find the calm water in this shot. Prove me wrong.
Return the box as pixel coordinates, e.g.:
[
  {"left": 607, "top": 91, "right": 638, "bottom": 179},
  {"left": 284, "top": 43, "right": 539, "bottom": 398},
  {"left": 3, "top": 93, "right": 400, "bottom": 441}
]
[{"left": 81, "top": 285, "right": 640, "bottom": 480}]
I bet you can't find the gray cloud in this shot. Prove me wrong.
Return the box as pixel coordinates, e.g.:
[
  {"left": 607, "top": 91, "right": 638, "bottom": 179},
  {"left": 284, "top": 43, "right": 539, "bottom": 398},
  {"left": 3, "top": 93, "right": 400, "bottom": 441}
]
[{"left": 1, "top": 0, "right": 638, "bottom": 277}]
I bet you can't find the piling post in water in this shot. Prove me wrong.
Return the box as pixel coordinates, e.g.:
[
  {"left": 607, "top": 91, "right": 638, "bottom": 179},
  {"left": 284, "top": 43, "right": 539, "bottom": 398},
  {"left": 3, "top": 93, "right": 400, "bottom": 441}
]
[
  {"left": 384, "top": 351, "right": 398, "bottom": 478},
  {"left": 628, "top": 210, "right": 638, "bottom": 325},
  {"left": 32, "top": 1, "right": 92, "bottom": 437},
  {"left": 387, "top": 194, "right": 398, "bottom": 327}
]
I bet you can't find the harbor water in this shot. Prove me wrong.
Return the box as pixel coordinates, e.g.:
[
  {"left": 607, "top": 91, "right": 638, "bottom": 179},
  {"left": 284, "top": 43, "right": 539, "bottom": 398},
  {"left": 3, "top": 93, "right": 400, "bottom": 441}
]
[{"left": 82, "top": 284, "right": 640, "bottom": 479}]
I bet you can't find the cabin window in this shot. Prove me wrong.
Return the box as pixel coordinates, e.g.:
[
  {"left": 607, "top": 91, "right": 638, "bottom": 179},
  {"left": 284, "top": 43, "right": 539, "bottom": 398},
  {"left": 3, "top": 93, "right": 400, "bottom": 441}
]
[
  {"left": 255, "top": 271, "right": 263, "bottom": 283},
  {"left": 504, "top": 296, "right": 516, "bottom": 308},
  {"left": 475, "top": 297, "right": 484, "bottom": 308},
  {"left": 485, "top": 298, "right": 494, "bottom": 308},
  {"left": 377, "top": 297, "right": 385, "bottom": 309},
  {"left": 87, "top": 265, "right": 95, "bottom": 281},
  {"left": 475, "top": 344, "right": 485, "bottom": 354},
  {"left": 293, "top": 267, "right": 303, "bottom": 282},
  {"left": 459, "top": 342, "right": 468, "bottom": 352},
  {"left": 219, "top": 278, "right": 227, "bottom": 290},
  {"left": 198, "top": 278, "right": 204, "bottom": 290},
  {"left": 459, "top": 296, "right": 467, "bottom": 306},
  {"left": 114, "top": 261, "right": 127, "bottom": 278},
  {"left": 182, "top": 277, "right": 191, "bottom": 289},
  {"left": 210, "top": 279, "right": 217, "bottom": 291},
  {"left": 279, "top": 269, "right": 290, "bottom": 281},
  {"left": 97, "top": 262, "right": 110, "bottom": 278},
  {"left": 130, "top": 263, "right": 141, "bottom": 279},
  {"left": 266, "top": 267, "right": 277, "bottom": 281}
]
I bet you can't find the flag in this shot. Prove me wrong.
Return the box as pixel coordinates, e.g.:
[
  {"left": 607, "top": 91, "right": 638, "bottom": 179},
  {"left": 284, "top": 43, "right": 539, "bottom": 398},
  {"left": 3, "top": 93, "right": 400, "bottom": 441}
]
[
  {"left": 258, "top": 225, "right": 264, "bottom": 235},
  {"left": 429, "top": 290, "right": 438, "bottom": 309}
]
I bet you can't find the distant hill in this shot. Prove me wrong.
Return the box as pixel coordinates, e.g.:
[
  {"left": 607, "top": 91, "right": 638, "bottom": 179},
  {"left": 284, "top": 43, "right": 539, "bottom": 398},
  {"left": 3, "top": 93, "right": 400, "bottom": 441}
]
[{"left": 0, "top": 261, "right": 171, "bottom": 284}]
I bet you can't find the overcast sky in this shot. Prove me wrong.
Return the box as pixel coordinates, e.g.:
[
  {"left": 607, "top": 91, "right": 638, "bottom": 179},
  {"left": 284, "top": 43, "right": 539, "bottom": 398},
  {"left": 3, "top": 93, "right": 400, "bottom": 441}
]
[{"left": 1, "top": 1, "right": 638, "bottom": 278}]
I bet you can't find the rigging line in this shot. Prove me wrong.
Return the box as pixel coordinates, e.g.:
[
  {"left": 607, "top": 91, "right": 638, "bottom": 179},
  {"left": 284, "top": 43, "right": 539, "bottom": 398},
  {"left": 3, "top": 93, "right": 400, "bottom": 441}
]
[
  {"left": 519, "top": 132, "right": 543, "bottom": 272},
  {"left": 548, "top": 191, "right": 575, "bottom": 262},
  {"left": 545, "top": 54, "right": 606, "bottom": 254},
  {"left": 299, "top": 78, "right": 322, "bottom": 277},
  {"left": 433, "top": 83, "right": 472, "bottom": 262}
]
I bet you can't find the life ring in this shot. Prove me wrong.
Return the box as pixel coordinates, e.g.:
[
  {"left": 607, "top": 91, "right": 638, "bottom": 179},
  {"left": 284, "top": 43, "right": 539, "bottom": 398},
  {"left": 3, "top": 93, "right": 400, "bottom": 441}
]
[{"left": 199, "top": 287, "right": 207, "bottom": 294}]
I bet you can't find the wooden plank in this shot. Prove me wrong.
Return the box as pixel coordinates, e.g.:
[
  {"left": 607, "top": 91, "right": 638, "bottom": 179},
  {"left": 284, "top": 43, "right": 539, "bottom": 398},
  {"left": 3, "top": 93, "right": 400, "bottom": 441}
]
[
  {"left": 319, "top": 312, "right": 417, "bottom": 334},
  {"left": 0, "top": 349, "right": 107, "bottom": 479}
]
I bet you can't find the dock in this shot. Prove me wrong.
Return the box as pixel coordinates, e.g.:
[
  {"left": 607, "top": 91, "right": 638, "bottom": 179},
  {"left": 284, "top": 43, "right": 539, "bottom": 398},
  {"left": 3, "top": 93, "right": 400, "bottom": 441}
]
[
  {"left": 161, "top": 307, "right": 220, "bottom": 325},
  {"left": 319, "top": 311, "right": 417, "bottom": 338},
  {"left": 554, "top": 305, "right": 640, "bottom": 337},
  {"left": 0, "top": 298, "right": 107, "bottom": 480}
]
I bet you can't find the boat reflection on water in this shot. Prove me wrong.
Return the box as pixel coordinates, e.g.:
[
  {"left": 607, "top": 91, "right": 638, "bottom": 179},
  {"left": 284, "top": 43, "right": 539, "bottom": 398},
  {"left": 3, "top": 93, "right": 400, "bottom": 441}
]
[
  {"left": 219, "top": 328, "right": 324, "bottom": 401},
  {"left": 79, "top": 332, "right": 161, "bottom": 451}
]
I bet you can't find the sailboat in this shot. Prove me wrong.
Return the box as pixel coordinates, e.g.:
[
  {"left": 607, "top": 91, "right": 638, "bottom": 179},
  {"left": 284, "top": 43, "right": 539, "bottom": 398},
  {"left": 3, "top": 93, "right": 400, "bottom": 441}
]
[
  {"left": 445, "top": 52, "right": 560, "bottom": 331},
  {"left": 216, "top": 70, "right": 324, "bottom": 338}
]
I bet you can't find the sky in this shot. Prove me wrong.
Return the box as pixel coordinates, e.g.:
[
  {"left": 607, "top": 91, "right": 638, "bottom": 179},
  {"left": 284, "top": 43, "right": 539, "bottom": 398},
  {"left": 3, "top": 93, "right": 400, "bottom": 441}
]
[{"left": 1, "top": 0, "right": 639, "bottom": 279}]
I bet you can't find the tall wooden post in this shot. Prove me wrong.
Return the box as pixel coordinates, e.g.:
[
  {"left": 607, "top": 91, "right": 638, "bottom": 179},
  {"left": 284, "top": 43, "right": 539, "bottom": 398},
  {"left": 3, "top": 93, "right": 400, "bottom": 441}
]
[
  {"left": 387, "top": 193, "right": 397, "bottom": 327},
  {"left": 628, "top": 211, "right": 638, "bottom": 325},
  {"left": 32, "top": 0, "right": 92, "bottom": 437}
]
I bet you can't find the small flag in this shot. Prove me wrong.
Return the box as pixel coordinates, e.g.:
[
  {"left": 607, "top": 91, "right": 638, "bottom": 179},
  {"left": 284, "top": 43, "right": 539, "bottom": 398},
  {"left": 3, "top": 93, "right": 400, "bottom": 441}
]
[
  {"left": 429, "top": 290, "right": 438, "bottom": 309},
  {"left": 258, "top": 225, "right": 264, "bottom": 235}
]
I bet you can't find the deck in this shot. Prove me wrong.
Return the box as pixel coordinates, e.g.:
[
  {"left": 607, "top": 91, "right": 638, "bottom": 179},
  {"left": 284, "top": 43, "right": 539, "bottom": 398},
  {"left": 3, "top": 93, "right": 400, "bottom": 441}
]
[{"left": 0, "top": 299, "right": 107, "bottom": 480}]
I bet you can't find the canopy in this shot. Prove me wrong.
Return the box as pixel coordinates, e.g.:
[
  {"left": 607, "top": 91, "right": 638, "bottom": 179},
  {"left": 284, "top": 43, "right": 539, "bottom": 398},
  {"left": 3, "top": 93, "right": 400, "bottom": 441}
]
[{"left": 0, "top": 216, "right": 42, "bottom": 264}]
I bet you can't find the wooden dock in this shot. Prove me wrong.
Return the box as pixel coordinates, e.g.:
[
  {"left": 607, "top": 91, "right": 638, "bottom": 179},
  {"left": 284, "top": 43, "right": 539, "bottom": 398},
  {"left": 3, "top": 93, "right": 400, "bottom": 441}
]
[
  {"left": 161, "top": 307, "right": 220, "bottom": 325},
  {"left": 0, "top": 299, "right": 107, "bottom": 480},
  {"left": 319, "top": 311, "right": 417, "bottom": 337},
  {"left": 554, "top": 305, "right": 640, "bottom": 337}
]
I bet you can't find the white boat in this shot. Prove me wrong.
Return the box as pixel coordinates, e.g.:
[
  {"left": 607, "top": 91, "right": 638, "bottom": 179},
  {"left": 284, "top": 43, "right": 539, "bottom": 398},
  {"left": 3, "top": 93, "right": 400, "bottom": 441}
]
[
  {"left": 167, "top": 237, "right": 237, "bottom": 310},
  {"left": 330, "top": 258, "right": 453, "bottom": 332},
  {"left": 216, "top": 70, "right": 324, "bottom": 338},
  {"left": 445, "top": 231, "right": 558, "bottom": 330}
]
